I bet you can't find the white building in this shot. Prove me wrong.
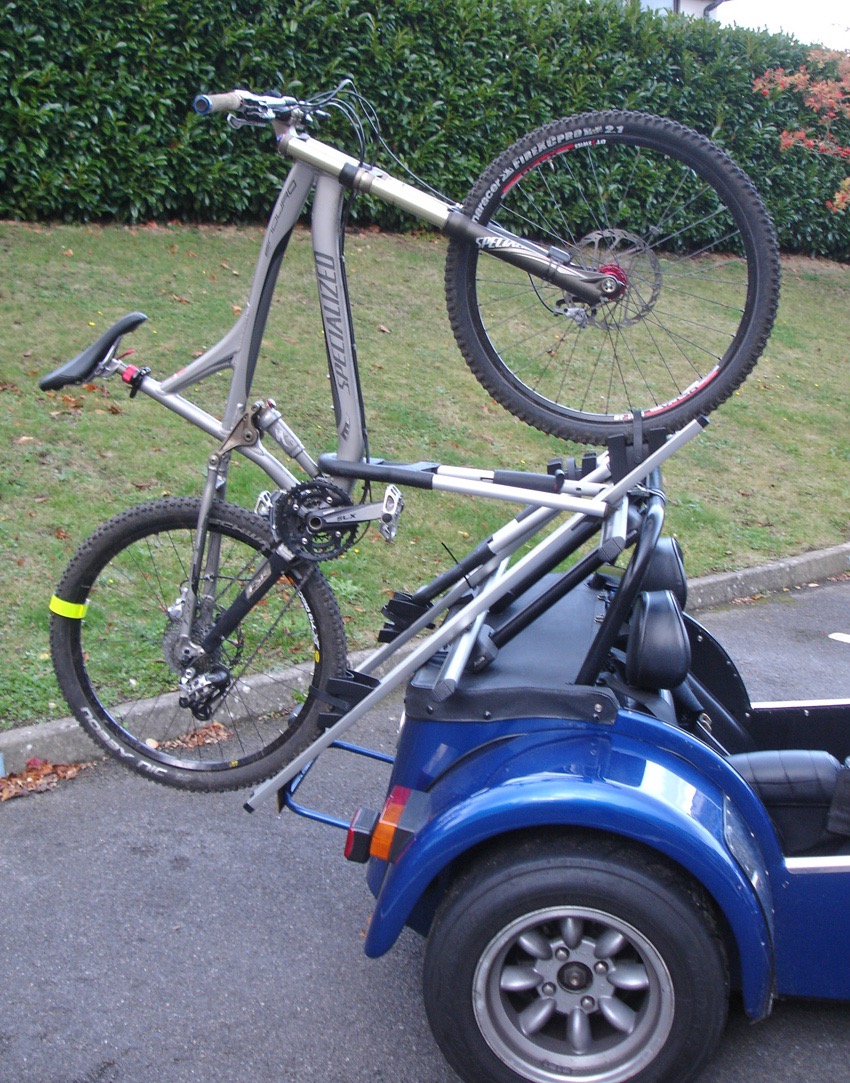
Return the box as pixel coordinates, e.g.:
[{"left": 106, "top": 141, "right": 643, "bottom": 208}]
[{"left": 641, "top": 0, "right": 729, "bottom": 17}]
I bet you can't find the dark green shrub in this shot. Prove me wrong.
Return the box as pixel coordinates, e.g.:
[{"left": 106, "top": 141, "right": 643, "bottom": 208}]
[{"left": 1, "top": 0, "right": 847, "bottom": 256}]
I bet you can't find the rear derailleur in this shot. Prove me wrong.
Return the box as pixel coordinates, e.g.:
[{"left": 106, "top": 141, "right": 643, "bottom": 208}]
[{"left": 178, "top": 666, "right": 232, "bottom": 721}]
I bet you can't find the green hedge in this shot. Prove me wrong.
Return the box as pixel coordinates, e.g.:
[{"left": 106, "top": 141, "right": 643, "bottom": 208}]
[{"left": 2, "top": 0, "right": 849, "bottom": 256}]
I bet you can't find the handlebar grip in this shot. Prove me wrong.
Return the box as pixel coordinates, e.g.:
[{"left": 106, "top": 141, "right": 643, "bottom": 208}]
[{"left": 193, "top": 92, "right": 243, "bottom": 115}]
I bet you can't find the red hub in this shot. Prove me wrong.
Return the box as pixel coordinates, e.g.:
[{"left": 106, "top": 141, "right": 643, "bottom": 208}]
[{"left": 599, "top": 263, "right": 628, "bottom": 290}]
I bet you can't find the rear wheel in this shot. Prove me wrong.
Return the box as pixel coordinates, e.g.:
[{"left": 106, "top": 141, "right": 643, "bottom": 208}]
[
  {"left": 423, "top": 835, "right": 728, "bottom": 1083},
  {"left": 49, "top": 497, "right": 347, "bottom": 791},
  {"left": 446, "top": 111, "right": 780, "bottom": 443}
]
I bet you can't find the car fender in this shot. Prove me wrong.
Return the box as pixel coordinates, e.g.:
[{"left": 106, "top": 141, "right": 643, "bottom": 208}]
[{"left": 364, "top": 720, "right": 776, "bottom": 1019}]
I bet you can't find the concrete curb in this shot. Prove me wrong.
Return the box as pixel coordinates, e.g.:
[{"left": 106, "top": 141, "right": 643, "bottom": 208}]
[
  {"left": 2, "top": 542, "right": 848, "bottom": 777},
  {"left": 685, "top": 541, "right": 850, "bottom": 612}
]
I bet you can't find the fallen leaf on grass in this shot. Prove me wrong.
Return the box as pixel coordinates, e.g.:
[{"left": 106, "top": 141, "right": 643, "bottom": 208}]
[{"left": 1, "top": 758, "right": 95, "bottom": 801}]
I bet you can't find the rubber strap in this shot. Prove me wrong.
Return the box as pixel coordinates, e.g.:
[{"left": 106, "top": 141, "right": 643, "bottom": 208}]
[{"left": 49, "top": 595, "right": 88, "bottom": 619}]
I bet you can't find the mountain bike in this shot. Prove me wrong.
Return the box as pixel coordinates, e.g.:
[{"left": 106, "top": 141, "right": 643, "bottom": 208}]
[{"left": 39, "top": 81, "right": 780, "bottom": 793}]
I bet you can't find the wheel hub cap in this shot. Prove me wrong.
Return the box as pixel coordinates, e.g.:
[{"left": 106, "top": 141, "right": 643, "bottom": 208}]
[{"left": 473, "top": 906, "right": 675, "bottom": 1083}]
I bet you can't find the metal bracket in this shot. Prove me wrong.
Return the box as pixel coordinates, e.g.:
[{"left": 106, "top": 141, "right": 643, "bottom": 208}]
[{"left": 212, "top": 406, "right": 263, "bottom": 460}]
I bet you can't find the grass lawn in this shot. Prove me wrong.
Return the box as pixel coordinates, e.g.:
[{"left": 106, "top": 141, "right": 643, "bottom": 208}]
[{"left": 1, "top": 221, "right": 848, "bottom": 726}]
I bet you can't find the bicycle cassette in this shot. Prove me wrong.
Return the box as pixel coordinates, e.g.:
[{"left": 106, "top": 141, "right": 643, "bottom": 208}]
[{"left": 271, "top": 480, "right": 359, "bottom": 561}]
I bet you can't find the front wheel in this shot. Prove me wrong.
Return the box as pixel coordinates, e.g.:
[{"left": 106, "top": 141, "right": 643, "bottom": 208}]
[
  {"left": 49, "top": 497, "right": 347, "bottom": 791},
  {"left": 423, "top": 835, "right": 728, "bottom": 1083},
  {"left": 446, "top": 111, "right": 780, "bottom": 444}
]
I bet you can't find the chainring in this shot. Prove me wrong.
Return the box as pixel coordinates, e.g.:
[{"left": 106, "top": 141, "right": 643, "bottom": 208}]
[{"left": 272, "top": 480, "right": 358, "bottom": 561}]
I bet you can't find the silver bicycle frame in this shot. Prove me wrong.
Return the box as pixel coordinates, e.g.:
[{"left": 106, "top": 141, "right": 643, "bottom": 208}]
[
  {"left": 133, "top": 161, "right": 367, "bottom": 491},
  {"left": 121, "top": 122, "right": 617, "bottom": 492}
]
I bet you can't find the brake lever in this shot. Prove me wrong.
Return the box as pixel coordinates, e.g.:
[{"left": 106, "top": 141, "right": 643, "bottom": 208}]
[{"left": 227, "top": 113, "right": 268, "bottom": 130}]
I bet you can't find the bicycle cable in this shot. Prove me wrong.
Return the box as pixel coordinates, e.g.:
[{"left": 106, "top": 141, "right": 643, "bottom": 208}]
[{"left": 303, "top": 79, "right": 455, "bottom": 206}]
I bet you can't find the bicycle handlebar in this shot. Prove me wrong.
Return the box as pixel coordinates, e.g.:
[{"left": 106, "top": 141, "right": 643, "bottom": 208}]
[
  {"left": 193, "top": 89, "right": 303, "bottom": 121},
  {"left": 193, "top": 92, "right": 244, "bottom": 115}
]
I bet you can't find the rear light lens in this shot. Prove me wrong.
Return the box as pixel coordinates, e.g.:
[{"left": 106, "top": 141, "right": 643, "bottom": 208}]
[{"left": 344, "top": 785, "right": 430, "bottom": 863}]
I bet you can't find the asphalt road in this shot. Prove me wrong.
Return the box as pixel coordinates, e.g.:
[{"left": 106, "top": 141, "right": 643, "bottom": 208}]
[{"left": 2, "top": 579, "right": 849, "bottom": 1083}]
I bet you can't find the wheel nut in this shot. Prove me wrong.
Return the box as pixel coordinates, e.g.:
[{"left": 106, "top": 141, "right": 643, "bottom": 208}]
[
  {"left": 581, "top": 996, "right": 595, "bottom": 1011},
  {"left": 541, "top": 983, "right": 557, "bottom": 997},
  {"left": 555, "top": 947, "right": 569, "bottom": 961},
  {"left": 594, "top": 961, "right": 608, "bottom": 974}
]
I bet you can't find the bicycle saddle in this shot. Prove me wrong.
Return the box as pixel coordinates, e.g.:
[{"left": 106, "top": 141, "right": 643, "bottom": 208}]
[{"left": 39, "top": 312, "right": 148, "bottom": 391}]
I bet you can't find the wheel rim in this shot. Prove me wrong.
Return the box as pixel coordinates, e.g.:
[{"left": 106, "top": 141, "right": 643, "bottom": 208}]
[
  {"left": 72, "top": 518, "right": 325, "bottom": 776},
  {"left": 473, "top": 906, "right": 675, "bottom": 1083},
  {"left": 468, "top": 129, "right": 762, "bottom": 431}
]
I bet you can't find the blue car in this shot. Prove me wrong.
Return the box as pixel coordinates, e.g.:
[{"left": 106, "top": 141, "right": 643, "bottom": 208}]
[{"left": 331, "top": 487, "right": 850, "bottom": 1083}]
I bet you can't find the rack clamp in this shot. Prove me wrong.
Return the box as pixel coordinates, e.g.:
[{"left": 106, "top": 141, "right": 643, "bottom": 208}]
[
  {"left": 547, "top": 451, "right": 599, "bottom": 482},
  {"left": 607, "top": 415, "right": 668, "bottom": 485},
  {"left": 378, "top": 592, "right": 435, "bottom": 643},
  {"left": 314, "top": 670, "right": 381, "bottom": 733}
]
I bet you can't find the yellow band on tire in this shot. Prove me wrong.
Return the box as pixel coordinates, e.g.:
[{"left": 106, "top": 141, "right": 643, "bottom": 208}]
[{"left": 49, "top": 595, "right": 88, "bottom": 619}]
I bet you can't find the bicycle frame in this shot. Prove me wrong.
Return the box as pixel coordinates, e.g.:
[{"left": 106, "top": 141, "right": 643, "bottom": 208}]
[{"left": 114, "top": 115, "right": 621, "bottom": 490}]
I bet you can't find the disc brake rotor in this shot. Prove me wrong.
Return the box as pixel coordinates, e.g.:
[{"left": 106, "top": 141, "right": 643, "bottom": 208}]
[{"left": 576, "top": 228, "right": 663, "bottom": 330}]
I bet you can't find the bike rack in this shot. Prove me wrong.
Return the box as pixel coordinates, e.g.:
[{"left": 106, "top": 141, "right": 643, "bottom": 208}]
[
  {"left": 245, "top": 418, "right": 706, "bottom": 813},
  {"left": 280, "top": 740, "right": 395, "bottom": 826}
]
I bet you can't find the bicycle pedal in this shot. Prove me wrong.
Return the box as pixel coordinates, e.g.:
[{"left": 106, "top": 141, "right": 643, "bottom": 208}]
[
  {"left": 379, "top": 484, "right": 404, "bottom": 542},
  {"left": 254, "top": 490, "right": 274, "bottom": 519}
]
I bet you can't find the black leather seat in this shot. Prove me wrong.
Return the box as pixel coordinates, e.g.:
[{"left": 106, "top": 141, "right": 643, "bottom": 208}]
[
  {"left": 625, "top": 589, "right": 690, "bottom": 691},
  {"left": 640, "top": 536, "right": 687, "bottom": 609},
  {"left": 623, "top": 555, "right": 850, "bottom": 856},
  {"left": 727, "top": 749, "right": 847, "bottom": 855}
]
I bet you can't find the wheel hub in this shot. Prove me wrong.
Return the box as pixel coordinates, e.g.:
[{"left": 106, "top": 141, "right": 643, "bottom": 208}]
[
  {"left": 558, "top": 960, "right": 593, "bottom": 992},
  {"left": 575, "top": 228, "right": 663, "bottom": 331}
]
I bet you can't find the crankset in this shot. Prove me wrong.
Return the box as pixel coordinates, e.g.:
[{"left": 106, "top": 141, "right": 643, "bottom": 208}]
[
  {"left": 271, "top": 480, "right": 359, "bottom": 561},
  {"left": 267, "top": 480, "right": 405, "bottom": 560}
]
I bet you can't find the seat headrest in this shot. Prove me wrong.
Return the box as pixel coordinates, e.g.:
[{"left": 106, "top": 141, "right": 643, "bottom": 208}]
[
  {"left": 640, "top": 536, "right": 687, "bottom": 608},
  {"left": 626, "top": 590, "right": 691, "bottom": 691}
]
